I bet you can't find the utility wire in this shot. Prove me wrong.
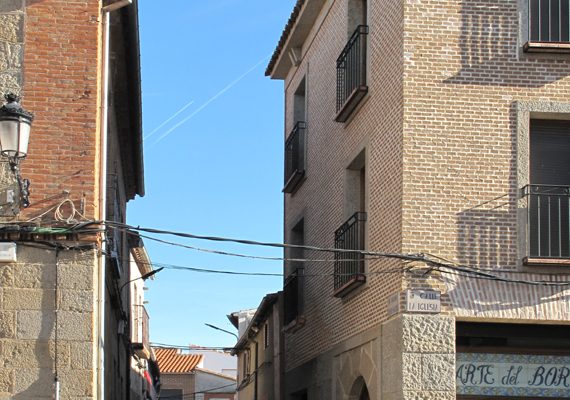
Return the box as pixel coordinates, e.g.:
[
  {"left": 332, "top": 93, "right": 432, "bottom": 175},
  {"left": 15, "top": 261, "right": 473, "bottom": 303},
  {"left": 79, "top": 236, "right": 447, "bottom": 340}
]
[
  {"left": 105, "top": 221, "right": 414, "bottom": 258},
  {"left": 152, "top": 343, "right": 232, "bottom": 351},
  {"left": 134, "top": 231, "right": 392, "bottom": 263},
  {"left": 105, "top": 222, "right": 570, "bottom": 287},
  {"left": 7, "top": 220, "right": 570, "bottom": 287}
]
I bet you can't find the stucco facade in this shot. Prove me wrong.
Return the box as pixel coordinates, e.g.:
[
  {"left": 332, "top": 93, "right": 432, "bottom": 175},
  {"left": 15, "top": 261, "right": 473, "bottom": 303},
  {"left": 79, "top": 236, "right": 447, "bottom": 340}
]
[{"left": 268, "top": 0, "right": 570, "bottom": 399}]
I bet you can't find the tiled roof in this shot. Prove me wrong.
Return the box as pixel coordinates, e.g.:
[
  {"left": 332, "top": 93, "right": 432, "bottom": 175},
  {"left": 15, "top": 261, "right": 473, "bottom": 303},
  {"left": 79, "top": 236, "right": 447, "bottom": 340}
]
[
  {"left": 265, "top": 0, "right": 305, "bottom": 76},
  {"left": 154, "top": 348, "right": 203, "bottom": 373}
]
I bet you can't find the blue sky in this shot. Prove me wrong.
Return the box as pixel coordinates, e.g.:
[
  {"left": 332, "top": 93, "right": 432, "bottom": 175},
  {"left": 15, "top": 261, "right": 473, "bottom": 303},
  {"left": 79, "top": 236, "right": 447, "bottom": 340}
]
[{"left": 129, "top": 1, "right": 296, "bottom": 348}]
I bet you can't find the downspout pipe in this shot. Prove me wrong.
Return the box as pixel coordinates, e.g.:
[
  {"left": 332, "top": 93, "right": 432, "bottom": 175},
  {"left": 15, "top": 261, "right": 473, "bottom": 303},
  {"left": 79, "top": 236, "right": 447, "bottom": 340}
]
[
  {"left": 95, "top": 10, "right": 110, "bottom": 400},
  {"left": 97, "top": 1, "right": 133, "bottom": 399},
  {"left": 254, "top": 342, "right": 259, "bottom": 400}
]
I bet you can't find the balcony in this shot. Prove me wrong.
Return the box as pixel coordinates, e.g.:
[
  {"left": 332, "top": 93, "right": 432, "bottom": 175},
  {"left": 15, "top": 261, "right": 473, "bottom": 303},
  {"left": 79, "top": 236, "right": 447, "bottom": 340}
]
[
  {"left": 334, "top": 212, "right": 367, "bottom": 297},
  {"left": 522, "top": 185, "right": 570, "bottom": 264},
  {"left": 284, "top": 122, "right": 306, "bottom": 193},
  {"left": 525, "top": 0, "right": 570, "bottom": 52},
  {"left": 131, "top": 305, "right": 150, "bottom": 359},
  {"left": 335, "top": 25, "right": 369, "bottom": 122},
  {"left": 284, "top": 268, "right": 305, "bottom": 330}
]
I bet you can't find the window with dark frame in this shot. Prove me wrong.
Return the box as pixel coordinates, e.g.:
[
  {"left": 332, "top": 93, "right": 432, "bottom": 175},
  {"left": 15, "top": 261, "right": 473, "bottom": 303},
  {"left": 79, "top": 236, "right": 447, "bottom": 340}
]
[
  {"left": 264, "top": 323, "right": 269, "bottom": 349},
  {"left": 525, "top": 0, "right": 570, "bottom": 52},
  {"left": 284, "top": 78, "right": 307, "bottom": 193},
  {"left": 334, "top": 152, "right": 367, "bottom": 297},
  {"left": 523, "top": 119, "right": 570, "bottom": 260},
  {"left": 284, "top": 268, "right": 304, "bottom": 326},
  {"left": 336, "top": 0, "right": 369, "bottom": 122}
]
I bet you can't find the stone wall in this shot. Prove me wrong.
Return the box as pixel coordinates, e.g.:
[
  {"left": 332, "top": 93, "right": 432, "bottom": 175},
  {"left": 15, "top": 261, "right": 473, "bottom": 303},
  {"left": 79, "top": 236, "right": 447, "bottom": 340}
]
[
  {"left": 0, "top": 0, "right": 23, "bottom": 95},
  {"left": 0, "top": 246, "right": 96, "bottom": 399}
]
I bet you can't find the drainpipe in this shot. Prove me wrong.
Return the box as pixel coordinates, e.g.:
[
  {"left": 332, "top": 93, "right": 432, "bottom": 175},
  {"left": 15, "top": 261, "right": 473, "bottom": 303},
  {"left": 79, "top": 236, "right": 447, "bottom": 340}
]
[
  {"left": 254, "top": 341, "right": 259, "bottom": 400},
  {"left": 97, "top": 2, "right": 133, "bottom": 399},
  {"left": 95, "top": 9, "right": 110, "bottom": 399}
]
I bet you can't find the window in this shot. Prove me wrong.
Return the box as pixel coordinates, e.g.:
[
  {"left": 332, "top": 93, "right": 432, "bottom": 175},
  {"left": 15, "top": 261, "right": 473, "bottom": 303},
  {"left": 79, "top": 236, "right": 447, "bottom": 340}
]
[
  {"left": 160, "top": 389, "right": 183, "bottom": 400},
  {"left": 284, "top": 219, "right": 305, "bottom": 328},
  {"left": 284, "top": 268, "right": 304, "bottom": 327},
  {"left": 334, "top": 151, "right": 367, "bottom": 297},
  {"left": 523, "top": 119, "right": 570, "bottom": 260},
  {"left": 284, "top": 78, "right": 307, "bottom": 193},
  {"left": 287, "top": 218, "right": 305, "bottom": 275},
  {"left": 336, "top": 0, "right": 369, "bottom": 122},
  {"left": 524, "top": 0, "right": 570, "bottom": 52},
  {"left": 242, "top": 349, "right": 251, "bottom": 379},
  {"left": 264, "top": 323, "right": 269, "bottom": 348}
]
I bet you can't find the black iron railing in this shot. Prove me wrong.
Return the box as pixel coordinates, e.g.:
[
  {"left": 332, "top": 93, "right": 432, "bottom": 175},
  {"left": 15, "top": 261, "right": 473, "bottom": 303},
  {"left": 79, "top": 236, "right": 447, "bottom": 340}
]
[
  {"left": 336, "top": 25, "right": 369, "bottom": 121},
  {"left": 522, "top": 185, "right": 570, "bottom": 258},
  {"left": 529, "top": 0, "right": 570, "bottom": 42},
  {"left": 284, "top": 122, "right": 306, "bottom": 192},
  {"left": 334, "top": 212, "right": 367, "bottom": 292},
  {"left": 284, "top": 268, "right": 304, "bottom": 325}
]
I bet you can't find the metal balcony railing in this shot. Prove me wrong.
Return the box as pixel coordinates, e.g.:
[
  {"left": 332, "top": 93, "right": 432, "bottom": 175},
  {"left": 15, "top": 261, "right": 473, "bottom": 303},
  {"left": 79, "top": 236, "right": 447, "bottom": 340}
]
[
  {"left": 336, "top": 25, "right": 369, "bottom": 122},
  {"left": 529, "top": 0, "right": 570, "bottom": 42},
  {"left": 522, "top": 185, "right": 570, "bottom": 259},
  {"left": 334, "top": 212, "right": 367, "bottom": 294},
  {"left": 284, "top": 122, "right": 306, "bottom": 192},
  {"left": 284, "top": 268, "right": 304, "bottom": 326},
  {"left": 132, "top": 305, "right": 150, "bottom": 358}
]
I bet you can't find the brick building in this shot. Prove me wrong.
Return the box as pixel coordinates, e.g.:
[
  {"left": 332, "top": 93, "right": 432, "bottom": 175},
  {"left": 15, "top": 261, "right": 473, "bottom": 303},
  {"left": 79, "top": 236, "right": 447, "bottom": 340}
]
[
  {"left": 268, "top": 0, "right": 570, "bottom": 399},
  {"left": 0, "top": 0, "right": 151, "bottom": 398}
]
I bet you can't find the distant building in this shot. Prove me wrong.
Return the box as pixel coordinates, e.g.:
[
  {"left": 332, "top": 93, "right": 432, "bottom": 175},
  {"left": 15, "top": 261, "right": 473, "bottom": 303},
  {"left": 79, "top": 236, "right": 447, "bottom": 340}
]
[
  {"left": 155, "top": 347, "right": 237, "bottom": 400},
  {"left": 231, "top": 292, "right": 284, "bottom": 400},
  {"left": 186, "top": 347, "right": 238, "bottom": 378}
]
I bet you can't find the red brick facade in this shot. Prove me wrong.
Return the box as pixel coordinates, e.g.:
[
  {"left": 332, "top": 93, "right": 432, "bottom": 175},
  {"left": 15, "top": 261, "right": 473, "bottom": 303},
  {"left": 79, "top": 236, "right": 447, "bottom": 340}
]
[{"left": 23, "top": 0, "right": 101, "bottom": 219}]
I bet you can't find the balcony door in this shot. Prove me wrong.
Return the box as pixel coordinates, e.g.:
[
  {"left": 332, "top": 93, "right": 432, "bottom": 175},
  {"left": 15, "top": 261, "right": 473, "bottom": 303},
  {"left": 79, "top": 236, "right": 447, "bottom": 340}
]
[{"left": 529, "top": 119, "right": 570, "bottom": 258}]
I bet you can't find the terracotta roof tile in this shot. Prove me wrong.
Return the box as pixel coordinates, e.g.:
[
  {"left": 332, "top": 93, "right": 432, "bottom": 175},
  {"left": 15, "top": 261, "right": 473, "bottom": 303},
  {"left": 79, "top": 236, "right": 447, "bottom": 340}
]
[{"left": 154, "top": 348, "right": 203, "bottom": 373}]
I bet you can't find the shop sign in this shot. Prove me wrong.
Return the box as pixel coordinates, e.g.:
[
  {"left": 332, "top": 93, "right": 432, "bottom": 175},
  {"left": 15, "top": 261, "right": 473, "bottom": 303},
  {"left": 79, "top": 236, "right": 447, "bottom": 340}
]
[
  {"left": 457, "top": 353, "right": 570, "bottom": 398},
  {"left": 405, "top": 290, "right": 440, "bottom": 313}
]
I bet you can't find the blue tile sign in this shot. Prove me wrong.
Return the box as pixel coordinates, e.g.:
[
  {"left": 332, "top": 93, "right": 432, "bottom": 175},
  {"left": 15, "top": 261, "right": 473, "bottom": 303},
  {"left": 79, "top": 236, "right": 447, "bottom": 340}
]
[{"left": 457, "top": 353, "right": 570, "bottom": 397}]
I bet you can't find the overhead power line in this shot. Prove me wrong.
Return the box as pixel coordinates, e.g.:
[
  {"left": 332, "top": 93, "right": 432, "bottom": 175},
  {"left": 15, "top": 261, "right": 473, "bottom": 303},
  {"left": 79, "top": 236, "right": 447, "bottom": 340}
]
[{"left": 105, "top": 221, "right": 570, "bottom": 287}]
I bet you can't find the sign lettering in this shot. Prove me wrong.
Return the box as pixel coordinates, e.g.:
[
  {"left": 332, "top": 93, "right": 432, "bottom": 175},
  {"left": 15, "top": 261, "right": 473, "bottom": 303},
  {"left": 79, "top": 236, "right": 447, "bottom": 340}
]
[{"left": 457, "top": 353, "right": 570, "bottom": 398}]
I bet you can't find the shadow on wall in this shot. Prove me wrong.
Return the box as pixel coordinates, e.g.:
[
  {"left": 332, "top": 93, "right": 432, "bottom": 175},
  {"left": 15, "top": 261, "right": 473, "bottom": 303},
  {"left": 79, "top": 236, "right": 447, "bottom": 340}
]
[
  {"left": 13, "top": 249, "right": 57, "bottom": 400},
  {"left": 444, "top": 0, "right": 570, "bottom": 87},
  {"left": 456, "top": 206, "right": 517, "bottom": 269},
  {"left": 455, "top": 101, "right": 519, "bottom": 270}
]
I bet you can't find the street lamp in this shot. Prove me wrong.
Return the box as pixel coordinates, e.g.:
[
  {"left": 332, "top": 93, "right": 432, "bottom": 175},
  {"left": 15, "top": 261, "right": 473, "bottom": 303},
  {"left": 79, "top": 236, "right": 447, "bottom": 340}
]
[
  {"left": 204, "top": 323, "right": 239, "bottom": 340},
  {"left": 0, "top": 93, "right": 34, "bottom": 209},
  {"left": 119, "top": 266, "right": 164, "bottom": 293}
]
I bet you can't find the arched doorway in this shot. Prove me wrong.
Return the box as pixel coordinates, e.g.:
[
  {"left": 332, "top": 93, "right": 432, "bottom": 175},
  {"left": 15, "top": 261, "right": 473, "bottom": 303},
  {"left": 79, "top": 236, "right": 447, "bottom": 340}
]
[
  {"left": 349, "top": 376, "right": 370, "bottom": 400},
  {"left": 359, "top": 384, "right": 369, "bottom": 400}
]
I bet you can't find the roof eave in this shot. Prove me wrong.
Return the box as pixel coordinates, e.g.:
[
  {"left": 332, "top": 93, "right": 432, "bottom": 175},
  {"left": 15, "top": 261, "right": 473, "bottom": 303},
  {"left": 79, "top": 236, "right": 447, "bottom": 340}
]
[
  {"left": 266, "top": 0, "right": 325, "bottom": 79},
  {"left": 231, "top": 292, "right": 280, "bottom": 354}
]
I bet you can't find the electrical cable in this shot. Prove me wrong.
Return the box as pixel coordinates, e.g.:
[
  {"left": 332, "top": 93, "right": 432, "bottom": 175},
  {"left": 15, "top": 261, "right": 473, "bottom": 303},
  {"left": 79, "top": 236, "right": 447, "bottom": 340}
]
[
  {"left": 105, "top": 220, "right": 415, "bottom": 258},
  {"left": 152, "top": 344, "right": 232, "bottom": 351},
  {"left": 157, "top": 383, "right": 237, "bottom": 399},
  {"left": 134, "top": 230, "right": 396, "bottom": 263}
]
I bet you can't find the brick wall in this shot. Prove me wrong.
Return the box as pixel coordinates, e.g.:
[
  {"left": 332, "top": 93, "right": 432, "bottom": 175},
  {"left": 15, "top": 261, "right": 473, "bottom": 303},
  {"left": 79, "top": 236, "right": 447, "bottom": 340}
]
[
  {"left": 161, "top": 373, "right": 196, "bottom": 398},
  {"left": 401, "top": 0, "right": 570, "bottom": 314},
  {"left": 278, "top": 0, "right": 570, "bottom": 373},
  {"left": 281, "top": 0, "right": 407, "bottom": 370},
  {"left": 22, "top": 0, "right": 101, "bottom": 220}
]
